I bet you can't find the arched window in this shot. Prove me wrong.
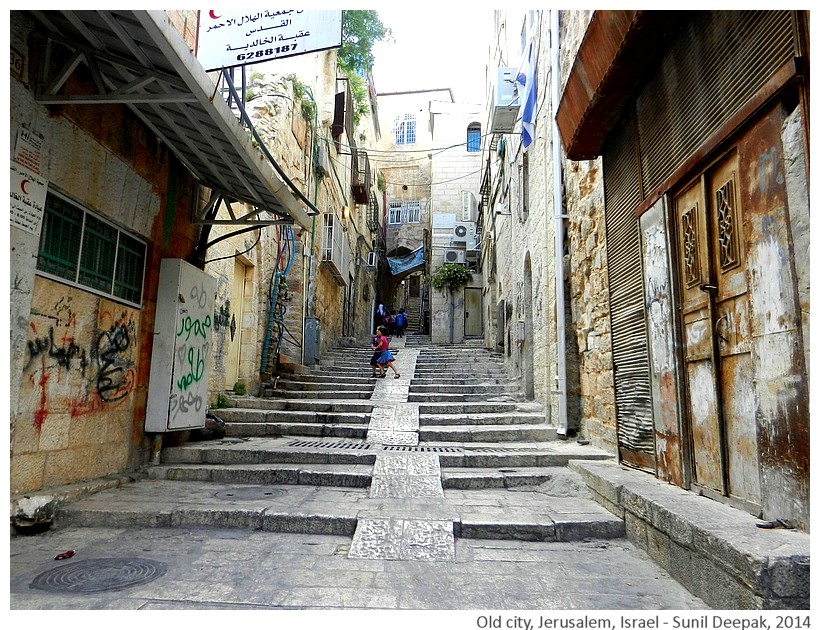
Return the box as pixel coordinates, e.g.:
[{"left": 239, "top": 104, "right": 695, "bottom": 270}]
[
  {"left": 394, "top": 114, "right": 417, "bottom": 145},
  {"left": 467, "top": 122, "right": 481, "bottom": 152}
]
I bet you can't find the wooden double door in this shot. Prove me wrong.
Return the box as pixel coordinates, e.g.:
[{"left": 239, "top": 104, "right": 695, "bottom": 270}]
[{"left": 673, "top": 150, "right": 761, "bottom": 510}]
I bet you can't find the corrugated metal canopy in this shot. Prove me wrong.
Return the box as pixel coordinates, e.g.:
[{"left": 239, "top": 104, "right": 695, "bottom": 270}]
[{"left": 28, "top": 10, "right": 319, "bottom": 229}]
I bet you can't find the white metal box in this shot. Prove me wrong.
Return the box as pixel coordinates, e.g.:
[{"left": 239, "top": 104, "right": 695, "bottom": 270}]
[
  {"left": 145, "top": 258, "right": 217, "bottom": 432},
  {"left": 491, "top": 67, "right": 519, "bottom": 134}
]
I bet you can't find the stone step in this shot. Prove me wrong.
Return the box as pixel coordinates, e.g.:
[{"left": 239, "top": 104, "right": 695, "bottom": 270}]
[
  {"left": 410, "top": 384, "right": 520, "bottom": 394},
  {"left": 272, "top": 380, "right": 374, "bottom": 392},
  {"left": 440, "top": 466, "right": 586, "bottom": 490},
  {"left": 227, "top": 399, "right": 374, "bottom": 413},
  {"left": 271, "top": 373, "right": 376, "bottom": 385},
  {"left": 266, "top": 390, "right": 373, "bottom": 400},
  {"left": 420, "top": 424, "right": 555, "bottom": 442},
  {"left": 53, "top": 479, "right": 624, "bottom": 543},
  {"left": 411, "top": 377, "right": 516, "bottom": 386},
  {"left": 412, "top": 368, "right": 507, "bottom": 377},
  {"left": 436, "top": 445, "right": 613, "bottom": 468},
  {"left": 160, "top": 439, "right": 378, "bottom": 466},
  {"left": 409, "top": 392, "right": 522, "bottom": 403},
  {"left": 148, "top": 463, "right": 372, "bottom": 488},
  {"left": 218, "top": 408, "right": 370, "bottom": 425},
  {"left": 419, "top": 412, "right": 543, "bottom": 426},
  {"left": 417, "top": 401, "right": 527, "bottom": 414},
  {"left": 226, "top": 422, "right": 368, "bottom": 440}
]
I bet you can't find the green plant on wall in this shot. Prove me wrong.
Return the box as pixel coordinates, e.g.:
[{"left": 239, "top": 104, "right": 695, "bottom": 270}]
[
  {"left": 431, "top": 263, "right": 473, "bottom": 344},
  {"left": 245, "top": 71, "right": 265, "bottom": 101},
  {"left": 431, "top": 263, "right": 473, "bottom": 294},
  {"left": 284, "top": 74, "right": 317, "bottom": 123}
]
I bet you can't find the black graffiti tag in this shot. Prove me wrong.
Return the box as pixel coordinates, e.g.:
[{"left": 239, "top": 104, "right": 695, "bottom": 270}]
[
  {"left": 27, "top": 327, "right": 88, "bottom": 376},
  {"left": 95, "top": 321, "right": 134, "bottom": 402}
]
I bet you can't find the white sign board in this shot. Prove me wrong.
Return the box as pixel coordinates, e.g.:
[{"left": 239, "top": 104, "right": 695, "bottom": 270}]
[
  {"left": 10, "top": 162, "right": 48, "bottom": 236},
  {"left": 197, "top": 9, "right": 342, "bottom": 71}
]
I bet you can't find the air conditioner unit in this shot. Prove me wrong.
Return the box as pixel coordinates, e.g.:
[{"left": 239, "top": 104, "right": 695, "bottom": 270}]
[
  {"left": 452, "top": 221, "right": 476, "bottom": 243},
  {"left": 491, "top": 67, "right": 518, "bottom": 134},
  {"left": 366, "top": 251, "right": 377, "bottom": 266},
  {"left": 444, "top": 249, "right": 466, "bottom": 264},
  {"left": 461, "top": 191, "right": 478, "bottom": 222}
]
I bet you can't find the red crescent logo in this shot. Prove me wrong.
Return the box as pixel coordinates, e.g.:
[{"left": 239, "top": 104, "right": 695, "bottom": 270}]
[
  {"left": 209, "top": 11, "right": 220, "bottom": 19},
  {"left": 21, "top": 179, "right": 29, "bottom": 195}
]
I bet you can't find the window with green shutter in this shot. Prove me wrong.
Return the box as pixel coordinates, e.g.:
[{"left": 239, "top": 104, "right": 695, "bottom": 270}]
[{"left": 36, "top": 192, "right": 147, "bottom": 307}]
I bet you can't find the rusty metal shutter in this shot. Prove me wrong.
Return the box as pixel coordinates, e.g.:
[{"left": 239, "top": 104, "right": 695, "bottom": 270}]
[
  {"left": 603, "top": 116, "right": 656, "bottom": 469},
  {"left": 637, "top": 11, "right": 795, "bottom": 194}
]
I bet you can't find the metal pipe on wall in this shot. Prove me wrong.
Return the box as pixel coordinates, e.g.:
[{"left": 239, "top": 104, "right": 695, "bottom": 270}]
[{"left": 550, "top": 10, "right": 569, "bottom": 435}]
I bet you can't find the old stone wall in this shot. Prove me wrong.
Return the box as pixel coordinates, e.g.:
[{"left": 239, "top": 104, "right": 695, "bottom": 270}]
[
  {"left": 10, "top": 11, "right": 200, "bottom": 492},
  {"left": 559, "top": 11, "right": 617, "bottom": 452}
]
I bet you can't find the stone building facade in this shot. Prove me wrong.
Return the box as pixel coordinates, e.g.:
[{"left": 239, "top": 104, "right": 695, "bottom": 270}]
[
  {"left": 10, "top": 10, "right": 383, "bottom": 497},
  {"left": 483, "top": 9, "right": 810, "bottom": 530}
]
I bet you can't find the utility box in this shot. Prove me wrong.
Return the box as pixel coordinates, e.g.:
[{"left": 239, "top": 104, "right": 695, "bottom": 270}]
[
  {"left": 491, "top": 67, "right": 519, "bottom": 134},
  {"left": 145, "top": 259, "right": 216, "bottom": 432},
  {"left": 303, "top": 317, "right": 320, "bottom": 365}
]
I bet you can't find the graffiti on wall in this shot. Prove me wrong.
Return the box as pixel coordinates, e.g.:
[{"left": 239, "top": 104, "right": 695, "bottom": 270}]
[
  {"left": 167, "top": 277, "right": 213, "bottom": 425},
  {"left": 23, "top": 289, "right": 139, "bottom": 430}
]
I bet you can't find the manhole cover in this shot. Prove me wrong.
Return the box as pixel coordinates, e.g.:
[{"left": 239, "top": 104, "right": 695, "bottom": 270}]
[
  {"left": 214, "top": 487, "right": 287, "bottom": 500},
  {"left": 30, "top": 557, "right": 167, "bottom": 593}
]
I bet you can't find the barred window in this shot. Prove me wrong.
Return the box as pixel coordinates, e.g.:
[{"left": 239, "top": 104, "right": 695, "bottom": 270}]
[
  {"left": 388, "top": 200, "right": 421, "bottom": 224},
  {"left": 36, "top": 192, "right": 147, "bottom": 306},
  {"left": 394, "top": 114, "right": 417, "bottom": 145}
]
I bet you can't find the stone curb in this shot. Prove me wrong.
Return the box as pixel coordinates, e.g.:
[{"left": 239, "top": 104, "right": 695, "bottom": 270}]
[{"left": 569, "top": 459, "right": 810, "bottom": 609}]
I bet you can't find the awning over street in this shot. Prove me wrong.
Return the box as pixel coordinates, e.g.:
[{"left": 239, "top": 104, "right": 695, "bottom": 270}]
[
  {"left": 387, "top": 246, "right": 425, "bottom": 276},
  {"left": 28, "top": 10, "right": 319, "bottom": 229}
]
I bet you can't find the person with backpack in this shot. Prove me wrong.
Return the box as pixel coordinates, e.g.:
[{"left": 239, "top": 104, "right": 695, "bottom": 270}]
[{"left": 395, "top": 308, "right": 407, "bottom": 338}]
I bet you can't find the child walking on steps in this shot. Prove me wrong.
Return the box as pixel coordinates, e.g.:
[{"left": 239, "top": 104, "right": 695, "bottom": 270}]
[{"left": 374, "top": 325, "right": 401, "bottom": 379}]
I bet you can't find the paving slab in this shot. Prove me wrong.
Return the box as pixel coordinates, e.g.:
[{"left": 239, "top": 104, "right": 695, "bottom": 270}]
[{"left": 10, "top": 525, "right": 709, "bottom": 610}]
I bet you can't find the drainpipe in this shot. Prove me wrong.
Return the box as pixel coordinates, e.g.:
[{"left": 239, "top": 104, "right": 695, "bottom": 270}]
[{"left": 550, "top": 10, "right": 569, "bottom": 436}]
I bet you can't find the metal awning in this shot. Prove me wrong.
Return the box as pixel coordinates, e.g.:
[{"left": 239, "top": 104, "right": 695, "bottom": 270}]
[
  {"left": 555, "top": 10, "right": 684, "bottom": 160},
  {"left": 28, "top": 10, "right": 319, "bottom": 229}
]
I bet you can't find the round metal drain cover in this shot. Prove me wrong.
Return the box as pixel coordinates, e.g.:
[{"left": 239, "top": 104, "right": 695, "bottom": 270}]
[
  {"left": 214, "top": 487, "right": 287, "bottom": 500},
  {"left": 30, "top": 557, "right": 167, "bottom": 593}
]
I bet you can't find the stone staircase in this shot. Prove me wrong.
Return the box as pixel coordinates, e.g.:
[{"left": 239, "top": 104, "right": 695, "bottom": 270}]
[{"left": 56, "top": 339, "right": 623, "bottom": 546}]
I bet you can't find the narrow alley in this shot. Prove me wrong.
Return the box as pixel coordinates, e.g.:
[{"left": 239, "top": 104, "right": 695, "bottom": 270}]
[
  {"left": 10, "top": 9, "right": 810, "bottom": 616},
  {"left": 11, "top": 337, "right": 708, "bottom": 611}
]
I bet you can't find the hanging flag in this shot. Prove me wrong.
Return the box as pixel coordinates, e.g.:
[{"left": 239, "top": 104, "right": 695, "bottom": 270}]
[{"left": 515, "top": 38, "right": 537, "bottom": 150}]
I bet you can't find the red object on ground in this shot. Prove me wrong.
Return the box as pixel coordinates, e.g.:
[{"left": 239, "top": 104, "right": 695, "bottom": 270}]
[{"left": 54, "top": 550, "right": 75, "bottom": 560}]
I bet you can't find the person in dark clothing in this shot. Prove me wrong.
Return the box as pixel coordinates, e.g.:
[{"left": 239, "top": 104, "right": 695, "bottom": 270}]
[
  {"left": 384, "top": 309, "right": 395, "bottom": 336},
  {"left": 395, "top": 308, "right": 407, "bottom": 337}
]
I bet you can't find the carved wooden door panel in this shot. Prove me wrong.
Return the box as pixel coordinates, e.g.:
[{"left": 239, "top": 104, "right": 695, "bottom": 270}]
[{"left": 674, "top": 150, "right": 761, "bottom": 507}]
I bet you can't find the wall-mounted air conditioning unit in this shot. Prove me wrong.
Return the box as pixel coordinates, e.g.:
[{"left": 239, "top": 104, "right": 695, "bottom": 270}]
[
  {"left": 366, "top": 251, "right": 377, "bottom": 266},
  {"left": 452, "top": 222, "right": 476, "bottom": 243},
  {"left": 444, "top": 249, "right": 466, "bottom": 264},
  {"left": 491, "top": 67, "right": 518, "bottom": 134},
  {"left": 461, "top": 191, "right": 478, "bottom": 222}
]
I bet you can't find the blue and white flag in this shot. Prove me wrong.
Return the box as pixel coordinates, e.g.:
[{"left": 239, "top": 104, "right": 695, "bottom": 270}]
[{"left": 515, "top": 38, "right": 537, "bottom": 150}]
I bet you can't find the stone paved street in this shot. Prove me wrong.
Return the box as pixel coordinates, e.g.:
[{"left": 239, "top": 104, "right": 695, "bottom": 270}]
[{"left": 10, "top": 524, "right": 707, "bottom": 611}]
